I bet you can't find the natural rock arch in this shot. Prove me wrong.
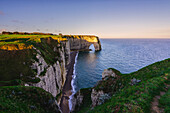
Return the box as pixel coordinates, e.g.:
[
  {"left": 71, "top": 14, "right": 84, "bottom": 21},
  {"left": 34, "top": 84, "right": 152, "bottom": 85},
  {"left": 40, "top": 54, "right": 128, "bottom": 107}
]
[{"left": 65, "top": 35, "right": 101, "bottom": 51}]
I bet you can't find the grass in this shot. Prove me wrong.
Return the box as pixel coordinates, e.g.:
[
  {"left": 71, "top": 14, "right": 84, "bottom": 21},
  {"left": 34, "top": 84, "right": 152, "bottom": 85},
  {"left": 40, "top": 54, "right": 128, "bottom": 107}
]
[
  {"left": 89, "top": 75, "right": 168, "bottom": 113},
  {"left": 77, "top": 58, "right": 170, "bottom": 113},
  {"left": 159, "top": 88, "right": 170, "bottom": 113},
  {"left": 0, "top": 34, "right": 67, "bottom": 85},
  {"left": 95, "top": 58, "right": 170, "bottom": 93},
  {"left": 0, "top": 34, "right": 67, "bottom": 44},
  {"left": 0, "top": 86, "right": 60, "bottom": 113}
]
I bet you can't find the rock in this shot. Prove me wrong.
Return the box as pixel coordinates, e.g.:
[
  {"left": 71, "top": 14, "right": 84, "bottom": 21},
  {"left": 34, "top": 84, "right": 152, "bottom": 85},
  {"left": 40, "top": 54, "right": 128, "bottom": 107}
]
[
  {"left": 137, "top": 79, "right": 141, "bottom": 83},
  {"left": 25, "top": 84, "right": 29, "bottom": 86},
  {"left": 29, "top": 105, "right": 36, "bottom": 110},
  {"left": 12, "top": 90, "right": 15, "bottom": 95},
  {"left": 91, "top": 89, "right": 111, "bottom": 107},
  {"left": 28, "top": 44, "right": 68, "bottom": 97},
  {"left": 102, "top": 69, "right": 116, "bottom": 79},
  {"left": 18, "top": 91, "right": 22, "bottom": 94},
  {"left": 130, "top": 78, "right": 141, "bottom": 85},
  {"left": 70, "top": 90, "right": 84, "bottom": 112}
]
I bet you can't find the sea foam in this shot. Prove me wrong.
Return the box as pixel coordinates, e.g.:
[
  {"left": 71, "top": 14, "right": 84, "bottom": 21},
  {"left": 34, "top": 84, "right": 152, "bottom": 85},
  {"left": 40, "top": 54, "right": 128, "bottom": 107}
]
[{"left": 69, "top": 52, "right": 79, "bottom": 111}]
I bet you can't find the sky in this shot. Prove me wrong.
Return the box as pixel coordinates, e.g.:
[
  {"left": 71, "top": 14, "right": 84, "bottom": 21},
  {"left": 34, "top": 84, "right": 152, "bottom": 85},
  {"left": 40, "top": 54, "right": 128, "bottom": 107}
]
[{"left": 0, "top": 0, "right": 170, "bottom": 38}]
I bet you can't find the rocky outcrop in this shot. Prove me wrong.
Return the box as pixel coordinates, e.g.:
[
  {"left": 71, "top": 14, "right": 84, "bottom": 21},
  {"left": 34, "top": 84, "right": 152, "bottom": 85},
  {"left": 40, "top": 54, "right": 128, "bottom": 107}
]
[
  {"left": 64, "top": 35, "right": 101, "bottom": 51},
  {"left": 70, "top": 90, "right": 84, "bottom": 112},
  {"left": 102, "top": 69, "right": 117, "bottom": 79},
  {"left": 70, "top": 88, "right": 92, "bottom": 112},
  {"left": 90, "top": 69, "right": 118, "bottom": 108},
  {"left": 91, "top": 89, "right": 110, "bottom": 107},
  {"left": 71, "top": 68, "right": 120, "bottom": 112},
  {"left": 28, "top": 54, "right": 64, "bottom": 97}
]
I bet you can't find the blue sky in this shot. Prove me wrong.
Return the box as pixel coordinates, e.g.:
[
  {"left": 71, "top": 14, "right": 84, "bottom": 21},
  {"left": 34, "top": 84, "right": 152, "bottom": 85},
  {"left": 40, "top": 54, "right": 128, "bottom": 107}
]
[{"left": 0, "top": 0, "right": 170, "bottom": 38}]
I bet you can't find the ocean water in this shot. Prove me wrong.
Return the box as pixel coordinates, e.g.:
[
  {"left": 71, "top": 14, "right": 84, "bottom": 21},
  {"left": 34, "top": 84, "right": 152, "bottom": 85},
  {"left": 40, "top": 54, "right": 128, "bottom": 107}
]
[{"left": 73, "top": 39, "right": 170, "bottom": 91}]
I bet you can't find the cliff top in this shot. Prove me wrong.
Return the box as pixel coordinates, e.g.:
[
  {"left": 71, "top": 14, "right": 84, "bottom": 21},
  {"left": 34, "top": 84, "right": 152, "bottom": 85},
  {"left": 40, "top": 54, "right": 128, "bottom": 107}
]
[
  {"left": 0, "top": 34, "right": 67, "bottom": 50},
  {"left": 63, "top": 35, "right": 99, "bottom": 43},
  {"left": 0, "top": 33, "right": 100, "bottom": 50}
]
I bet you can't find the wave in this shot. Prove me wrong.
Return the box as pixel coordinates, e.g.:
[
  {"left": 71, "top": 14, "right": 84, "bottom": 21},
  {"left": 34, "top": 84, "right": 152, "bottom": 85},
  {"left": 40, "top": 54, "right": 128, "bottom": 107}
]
[{"left": 69, "top": 52, "right": 79, "bottom": 111}]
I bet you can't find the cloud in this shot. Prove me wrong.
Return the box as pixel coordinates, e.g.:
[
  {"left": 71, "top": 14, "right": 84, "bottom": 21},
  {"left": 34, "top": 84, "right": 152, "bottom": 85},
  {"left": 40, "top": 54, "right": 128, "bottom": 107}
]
[
  {"left": 11, "top": 20, "right": 23, "bottom": 24},
  {"left": 0, "top": 11, "right": 4, "bottom": 15}
]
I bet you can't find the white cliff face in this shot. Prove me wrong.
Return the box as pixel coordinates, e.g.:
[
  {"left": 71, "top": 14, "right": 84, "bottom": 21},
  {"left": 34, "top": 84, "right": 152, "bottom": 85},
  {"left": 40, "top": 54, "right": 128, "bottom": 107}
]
[
  {"left": 91, "top": 89, "right": 110, "bottom": 108},
  {"left": 26, "top": 46, "right": 68, "bottom": 97}
]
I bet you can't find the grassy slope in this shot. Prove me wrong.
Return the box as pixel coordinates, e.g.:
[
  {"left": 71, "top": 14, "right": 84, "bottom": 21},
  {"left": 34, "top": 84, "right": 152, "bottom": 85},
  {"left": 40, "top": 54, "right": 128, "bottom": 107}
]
[
  {"left": 78, "top": 58, "right": 170, "bottom": 113},
  {"left": 0, "top": 34, "right": 66, "bottom": 86},
  {"left": 0, "top": 34, "right": 66, "bottom": 45},
  {"left": 159, "top": 88, "right": 170, "bottom": 113},
  {"left": 0, "top": 86, "right": 60, "bottom": 113},
  {"left": 0, "top": 34, "right": 68, "bottom": 113}
]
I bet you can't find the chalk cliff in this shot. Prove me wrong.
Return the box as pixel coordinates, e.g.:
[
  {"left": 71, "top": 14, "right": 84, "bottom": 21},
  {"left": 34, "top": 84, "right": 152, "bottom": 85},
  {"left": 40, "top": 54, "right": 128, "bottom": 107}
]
[
  {"left": 0, "top": 33, "right": 102, "bottom": 113},
  {"left": 63, "top": 35, "right": 101, "bottom": 51},
  {"left": 0, "top": 36, "right": 70, "bottom": 112}
]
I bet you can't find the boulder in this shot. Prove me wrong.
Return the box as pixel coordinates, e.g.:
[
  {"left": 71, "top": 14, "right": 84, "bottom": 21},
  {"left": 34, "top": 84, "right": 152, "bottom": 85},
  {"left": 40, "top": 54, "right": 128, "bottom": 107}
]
[{"left": 102, "top": 69, "right": 116, "bottom": 79}]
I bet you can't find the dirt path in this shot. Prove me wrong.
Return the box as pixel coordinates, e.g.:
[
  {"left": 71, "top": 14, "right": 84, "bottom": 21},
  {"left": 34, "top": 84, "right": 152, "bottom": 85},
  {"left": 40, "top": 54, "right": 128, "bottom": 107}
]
[
  {"left": 151, "top": 84, "right": 170, "bottom": 113},
  {"left": 151, "top": 92, "right": 165, "bottom": 113}
]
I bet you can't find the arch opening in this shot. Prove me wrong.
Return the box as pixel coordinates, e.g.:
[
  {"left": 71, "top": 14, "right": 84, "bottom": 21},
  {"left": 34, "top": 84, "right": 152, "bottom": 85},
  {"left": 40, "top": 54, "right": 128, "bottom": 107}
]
[{"left": 89, "top": 44, "right": 95, "bottom": 52}]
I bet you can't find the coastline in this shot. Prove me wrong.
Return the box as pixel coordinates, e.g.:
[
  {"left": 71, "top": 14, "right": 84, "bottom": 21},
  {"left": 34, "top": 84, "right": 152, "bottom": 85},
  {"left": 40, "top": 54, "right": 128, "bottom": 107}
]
[{"left": 60, "top": 51, "right": 78, "bottom": 113}]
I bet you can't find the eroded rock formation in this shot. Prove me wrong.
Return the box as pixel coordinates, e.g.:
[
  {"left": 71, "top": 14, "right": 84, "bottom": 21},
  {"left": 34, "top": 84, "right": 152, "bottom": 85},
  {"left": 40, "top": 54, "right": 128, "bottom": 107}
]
[
  {"left": 64, "top": 35, "right": 101, "bottom": 51},
  {"left": 70, "top": 69, "right": 120, "bottom": 112}
]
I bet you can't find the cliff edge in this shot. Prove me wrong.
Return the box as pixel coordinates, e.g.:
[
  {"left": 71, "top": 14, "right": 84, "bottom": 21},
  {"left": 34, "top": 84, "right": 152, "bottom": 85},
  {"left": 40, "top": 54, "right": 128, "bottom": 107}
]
[{"left": 0, "top": 33, "right": 102, "bottom": 113}]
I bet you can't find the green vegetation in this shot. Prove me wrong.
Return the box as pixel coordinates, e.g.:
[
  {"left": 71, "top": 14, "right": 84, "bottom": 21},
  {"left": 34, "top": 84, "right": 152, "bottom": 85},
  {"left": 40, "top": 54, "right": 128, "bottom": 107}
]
[
  {"left": 0, "top": 34, "right": 67, "bottom": 113},
  {"left": 159, "top": 88, "right": 170, "bottom": 113},
  {"left": 0, "top": 34, "right": 67, "bottom": 85},
  {"left": 0, "top": 49, "right": 36, "bottom": 83},
  {"left": 95, "top": 58, "right": 170, "bottom": 93},
  {"left": 90, "top": 75, "right": 168, "bottom": 113},
  {"left": 78, "top": 58, "right": 170, "bottom": 113},
  {"left": 0, "top": 79, "right": 24, "bottom": 86},
  {"left": 0, "top": 86, "right": 60, "bottom": 113},
  {"left": 39, "top": 68, "right": 47, "bottom": 76},
  {"left": 0, "top": 34, "right": 67, "bottom": 46}
]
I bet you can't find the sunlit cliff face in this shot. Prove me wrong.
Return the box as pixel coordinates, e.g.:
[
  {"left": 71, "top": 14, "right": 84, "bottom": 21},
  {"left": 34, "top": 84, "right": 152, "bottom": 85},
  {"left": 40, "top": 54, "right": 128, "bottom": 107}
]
[
  {"left": 64, "top": 35, "right": 98, "bottom": 43},
  {"left": 82, "top": 36, "right": 98, "bottom": 43}
]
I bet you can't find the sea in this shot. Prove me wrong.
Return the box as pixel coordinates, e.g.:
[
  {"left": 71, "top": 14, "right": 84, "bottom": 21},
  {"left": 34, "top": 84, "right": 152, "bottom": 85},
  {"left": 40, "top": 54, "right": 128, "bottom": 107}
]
[
  {"left": 69, "top": 39, "right": 170, "bottom": 110},
  {"left": 72, "top": 39, "right": 170, "bottom": 92}
]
